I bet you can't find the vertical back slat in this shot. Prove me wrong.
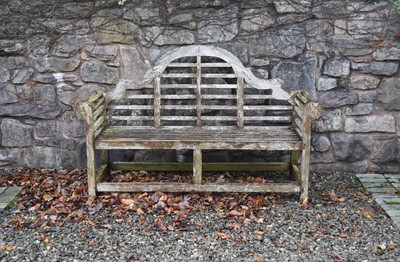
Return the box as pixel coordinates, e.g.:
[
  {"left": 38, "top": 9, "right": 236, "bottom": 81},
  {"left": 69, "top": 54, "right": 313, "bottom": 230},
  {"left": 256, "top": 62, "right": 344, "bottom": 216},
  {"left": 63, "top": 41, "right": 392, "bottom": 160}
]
[
  {"left": 237, "top": 76, "right": 244, "bottom": 128},
  {"left": 196, "top": 54, "right": 202, "bottom": 127},
  {"left": 154, "top": 77, "right": 161, "bottom": 128}
]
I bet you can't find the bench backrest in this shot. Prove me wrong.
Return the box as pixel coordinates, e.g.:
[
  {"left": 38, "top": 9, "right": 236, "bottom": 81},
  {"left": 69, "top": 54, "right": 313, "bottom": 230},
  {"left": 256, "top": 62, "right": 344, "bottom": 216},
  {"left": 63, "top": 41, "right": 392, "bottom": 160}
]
[{"left": 107, "top": 45, "right": 293, "bottom": 129}]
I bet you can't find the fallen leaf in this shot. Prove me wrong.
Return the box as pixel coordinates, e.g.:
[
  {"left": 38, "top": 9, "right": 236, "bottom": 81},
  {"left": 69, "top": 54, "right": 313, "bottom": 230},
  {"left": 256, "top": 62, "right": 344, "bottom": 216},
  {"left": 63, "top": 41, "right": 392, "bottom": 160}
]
[
  {"left": 217, "top": 232, "right": 231, "bottom": 239},
  {"left": 41, "top": 235, "right": 50, "bottom": 243},
  {"left": 6, "top": 245, "right": 14, "bottom": 252},
  {"left": 340, "top": 234, "right": 348, "bottom": 238},
  {"left": 254, "top": 231, "right": 265, "bottom": 236},
  {"left": 136, "top": 208, "right": 144, "bottom": 215},
  {"left": 338, "top": 197, "right": 345, "bottom": 202},
  {"left": 257, "top": 256, "right": 264, "bottom": 262},
  {"left": 330, "top": 253, "right": 342, "bottom": 260},
  {"left": 226, "top": 210, "right": 242, "bottom": 217},
  {"left": 85, "top": 220, "right": 96, "bottom": 226},
  {"left": 363, "top": 211, "right": 372, "bottom": 219},
  {"left": 42, "top": 194, "right": 53, "bottom": 201},
  {"left": 159, "top": 194, "right": 168, "bottom": 202},
  {"left": 121, "top": 198, "right": 135, "bottom": 206},
  {"left": 388, "top": 241, "right": 396, "bottom": 249}
]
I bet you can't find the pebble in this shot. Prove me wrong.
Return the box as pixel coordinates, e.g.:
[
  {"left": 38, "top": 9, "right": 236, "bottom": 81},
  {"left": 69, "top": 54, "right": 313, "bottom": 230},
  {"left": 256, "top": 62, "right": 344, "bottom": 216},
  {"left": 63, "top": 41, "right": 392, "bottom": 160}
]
[{"left": 0, "top": 172, "right": 399, "bottom": 261}]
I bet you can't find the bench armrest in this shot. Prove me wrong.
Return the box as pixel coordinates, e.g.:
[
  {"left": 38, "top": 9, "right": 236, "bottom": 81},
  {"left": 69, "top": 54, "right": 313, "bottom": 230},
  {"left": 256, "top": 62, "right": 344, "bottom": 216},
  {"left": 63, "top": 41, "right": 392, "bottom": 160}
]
[
  {"left": 76, "top": 92, "right": 108, "bottom": 139},
  {"left": 291, "top": 91, "right": 323, "bottom": 141}
]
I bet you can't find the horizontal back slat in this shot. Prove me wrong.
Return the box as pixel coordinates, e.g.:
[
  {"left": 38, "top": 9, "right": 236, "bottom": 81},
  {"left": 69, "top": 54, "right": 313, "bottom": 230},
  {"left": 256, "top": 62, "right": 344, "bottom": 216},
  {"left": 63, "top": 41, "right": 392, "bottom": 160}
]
[{"left": 108, "top": 54, "right": 294, "bottom": 130}]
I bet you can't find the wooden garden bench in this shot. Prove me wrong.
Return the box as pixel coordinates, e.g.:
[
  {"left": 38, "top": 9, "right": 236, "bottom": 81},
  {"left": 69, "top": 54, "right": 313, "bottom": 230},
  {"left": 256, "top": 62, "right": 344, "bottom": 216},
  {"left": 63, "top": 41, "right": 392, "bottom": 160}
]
[{"left": 76, "top": 45, "right": 323, "bottom": 204}]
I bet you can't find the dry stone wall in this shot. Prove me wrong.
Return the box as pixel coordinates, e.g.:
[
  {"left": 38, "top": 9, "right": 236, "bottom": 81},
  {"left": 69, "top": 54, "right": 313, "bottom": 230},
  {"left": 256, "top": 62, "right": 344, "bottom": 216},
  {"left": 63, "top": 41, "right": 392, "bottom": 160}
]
[{"left": 0, "top": 0, "right": 399, "bottom": 172}]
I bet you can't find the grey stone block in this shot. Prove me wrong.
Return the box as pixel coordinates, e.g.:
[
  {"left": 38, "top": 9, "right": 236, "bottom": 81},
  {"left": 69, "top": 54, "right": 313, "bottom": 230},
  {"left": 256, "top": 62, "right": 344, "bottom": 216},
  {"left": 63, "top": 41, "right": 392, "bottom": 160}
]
[
  {"left": 330, "top": 35, "right": 373, "bottom": 56},
  {"left": 356, "top": 173, "right": 385, "bottom": 179},
  {"left": 366, "top": 187, "right": 397, "bottom": 194},
  {"left": 61, "top": 111, "right": 85, "bottom": 138},
  {"left": 323, "top": 58, "right": 350, "bottom": 77},
  {"left": 312, "top": 135, "right": 331, "bottom": 152},
  {"left": 376, "top": 78, "right": 400, "bottom": 111},
  {"left": 249, "top": 28, "right": 305, "bottom": 58},
  {"left": 154, "top": 29, "right": 195, "bottom": 46},
  {"left": 385, "top": 174, "right": 400, "bottom": 182},
  {"left": 12, "top": 68, "right": 34, "bottom": 84},
  {"left": 0, "top": 58, "right": 10, "bottom": 83},
  {"left": 198, "top": 5, "right": 239, "bottom": 43},
  {"left": 362, "top": 182, "right": 390, "bottom": 187},
  {"left": 0, "top": 187, "right": 22, "bottom": 211},
  {"left": 371, "top": 139, "right": 399, "bottom": 163},
  {"left": 0, "top": 40, "right": 25, "bottom": 56},
  {"left": 319, "top": 91, "right": 358, "bottom": 108},
  {"left": 347, "top": 74, "right": 380, "bottom": 90},
  {"left": 91, "top": 17, "right": 138, "bottom": 45},
  {"left": 241, "top": 10, "right": 275, "bottom": 32},
  {"left": 331, "top": 133, "right": 373, "bottom": 161},
  {"left": 373, "top": 47, "right": 400, "bottom": 61},
  {"left": 53, "top": 35, "right": 89, "bottom": 58},
  {"left": 317, "top": 78, "right": 337, "bottom": 91},
  {"left": 372, "top": 194, "right": 398, "bottom": 205},
  {"left": 352, "top": 62, "right": 399, "bottom": 76},
  {"left": 274, "top": 0, "right": 311, "bottom": 13},
  {"left": 123, "top": 7, "right": 162, "bottom": 26},
  {"left": 1, "top": 119, "right": 33, "bottom": 147},
  {"left": 345, "top": 104, "right": 373, "bottom": 116},
  {"left": 81, "top": 61, "right": 119, "bottom": 85},
  {"left": 345, "top": 115, "right": 396, "bottom": 133},
  {"left": 385, "top": 209, "right": 400, "bottom": 218},
  {"left": 315, "top": 109, "right": 342, "bottom": 132},
  {"left": 359, "top": 91, "right": 376, "bottom": 102},
  {"left": 32, "top": 57, "right": 80, "bottom": 73},
  {"left": 271, "top": 58, "right": 317, "bottom": 99},
  {"left": 0, "top": 84, "right": 18, "bottom": 104},
  {"left": 86, "top": 45, "right": 118, "bottom": 61},
  {"left": 35, "top": 121, "right": 57, "bottom": 138}
]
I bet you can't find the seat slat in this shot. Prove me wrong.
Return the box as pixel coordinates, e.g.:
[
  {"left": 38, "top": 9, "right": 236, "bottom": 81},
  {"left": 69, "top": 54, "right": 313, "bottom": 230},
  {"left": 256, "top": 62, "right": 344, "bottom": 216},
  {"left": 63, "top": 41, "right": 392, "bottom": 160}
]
[{"left": 97, "top": 127, "right": 301, "bottom": 144}]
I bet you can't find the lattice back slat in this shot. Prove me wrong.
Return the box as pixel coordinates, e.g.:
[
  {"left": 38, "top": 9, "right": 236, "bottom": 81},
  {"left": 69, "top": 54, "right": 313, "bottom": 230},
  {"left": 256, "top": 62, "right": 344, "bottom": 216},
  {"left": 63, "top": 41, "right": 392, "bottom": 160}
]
[{"left": 108, "top": 53, "right": 293, "bottom": 129}]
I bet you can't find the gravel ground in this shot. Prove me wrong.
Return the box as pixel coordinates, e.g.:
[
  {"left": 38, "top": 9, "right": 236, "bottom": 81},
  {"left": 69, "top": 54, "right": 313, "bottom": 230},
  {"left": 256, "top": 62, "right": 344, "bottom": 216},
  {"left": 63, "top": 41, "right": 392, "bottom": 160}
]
[{"left": 0, "top": 170, "right": 399, "bottom": 261}]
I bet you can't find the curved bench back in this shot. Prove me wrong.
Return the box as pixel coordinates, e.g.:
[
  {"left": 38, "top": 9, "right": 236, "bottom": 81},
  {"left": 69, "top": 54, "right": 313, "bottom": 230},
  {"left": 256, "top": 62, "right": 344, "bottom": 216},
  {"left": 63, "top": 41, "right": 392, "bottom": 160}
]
[{"left": 108, "top": 45, "right": 293, "bottom": 129}]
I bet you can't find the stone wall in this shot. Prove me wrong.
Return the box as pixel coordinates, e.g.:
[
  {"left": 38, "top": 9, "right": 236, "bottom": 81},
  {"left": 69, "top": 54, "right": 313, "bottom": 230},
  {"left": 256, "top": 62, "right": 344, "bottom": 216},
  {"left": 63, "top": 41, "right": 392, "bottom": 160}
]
[{"left": 0, "top": 0, "right": 399, "bottom": 172}]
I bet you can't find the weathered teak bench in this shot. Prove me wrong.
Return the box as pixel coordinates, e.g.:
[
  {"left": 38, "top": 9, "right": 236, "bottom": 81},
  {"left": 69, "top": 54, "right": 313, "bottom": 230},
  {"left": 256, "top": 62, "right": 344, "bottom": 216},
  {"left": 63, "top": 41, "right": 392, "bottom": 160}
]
[{"left": 77, "top": 45, "right": 323, "bottom": 204}]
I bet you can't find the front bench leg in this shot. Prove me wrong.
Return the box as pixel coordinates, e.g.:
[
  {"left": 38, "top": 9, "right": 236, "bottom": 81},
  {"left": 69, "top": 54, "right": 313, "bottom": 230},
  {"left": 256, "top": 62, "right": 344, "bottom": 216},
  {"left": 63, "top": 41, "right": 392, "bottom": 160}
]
[
  {"left": 193, "top": 148, "right": 202, "bottom": 184},
  {"left": 76, "top": 92, "right": 108, "bottom": 198}
]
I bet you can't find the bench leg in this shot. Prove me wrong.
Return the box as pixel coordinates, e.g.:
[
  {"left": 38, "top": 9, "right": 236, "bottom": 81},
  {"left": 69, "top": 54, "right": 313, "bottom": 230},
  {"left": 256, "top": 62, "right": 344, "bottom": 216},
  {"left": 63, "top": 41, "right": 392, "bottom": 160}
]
[
  {"left": 300, "top": 146, "right": 311, "bottom": 205},
  {"left": 87, "top": 144, "right": 96, "bottom": 198},
  {"left": 289, "top": 150, "right": 298, "bottom": 181},
  {"left": 193, "top": 148, "right": 202, "bottom": 184},
  {"left": 101, "top": 150, "right": 110, "bottom": 178}
]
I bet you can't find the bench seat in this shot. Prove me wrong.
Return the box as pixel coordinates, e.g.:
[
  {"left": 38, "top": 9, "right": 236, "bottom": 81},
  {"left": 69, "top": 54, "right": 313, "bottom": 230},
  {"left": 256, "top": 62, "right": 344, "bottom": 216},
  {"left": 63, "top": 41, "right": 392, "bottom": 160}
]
[{"left": 96, "top": 126, "right": 303, "bottom": 150}]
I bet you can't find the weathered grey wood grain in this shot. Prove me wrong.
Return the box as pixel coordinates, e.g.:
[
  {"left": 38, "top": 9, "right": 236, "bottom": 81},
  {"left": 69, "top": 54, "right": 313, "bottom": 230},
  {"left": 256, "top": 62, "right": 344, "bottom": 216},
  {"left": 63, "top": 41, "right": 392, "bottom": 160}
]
[
  {"left": 97, "top": 182, "right": 300, "bottom": 193},
  {"left": 76, "top": 45, "right": 324, "bottom": 204},
  {"left": 111, "top": 162, "right": 289, "bottom": 171}
]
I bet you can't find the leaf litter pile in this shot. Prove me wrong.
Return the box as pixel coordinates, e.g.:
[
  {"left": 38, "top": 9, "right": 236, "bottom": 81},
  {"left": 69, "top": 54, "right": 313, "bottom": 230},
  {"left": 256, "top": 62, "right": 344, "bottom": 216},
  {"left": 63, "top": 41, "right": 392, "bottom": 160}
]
[{"left": 0, "top": 168, "right": 399, "bottom": 261}]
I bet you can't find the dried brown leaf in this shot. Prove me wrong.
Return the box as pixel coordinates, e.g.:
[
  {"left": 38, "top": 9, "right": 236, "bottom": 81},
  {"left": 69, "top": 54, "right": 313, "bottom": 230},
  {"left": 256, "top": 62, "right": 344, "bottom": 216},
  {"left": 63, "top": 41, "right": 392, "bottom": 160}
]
[
  {"left": 121, "top": 198, "right": 135, "bottom": 206},
  {"left": 226, "top": 210, "right": 243, "bottom": 217},
  {"left": 217, "top": 232, "right": 231, "bottom": 239},
  {"left": 254, "top": 231, "right": 265, "bottom": 236}
]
